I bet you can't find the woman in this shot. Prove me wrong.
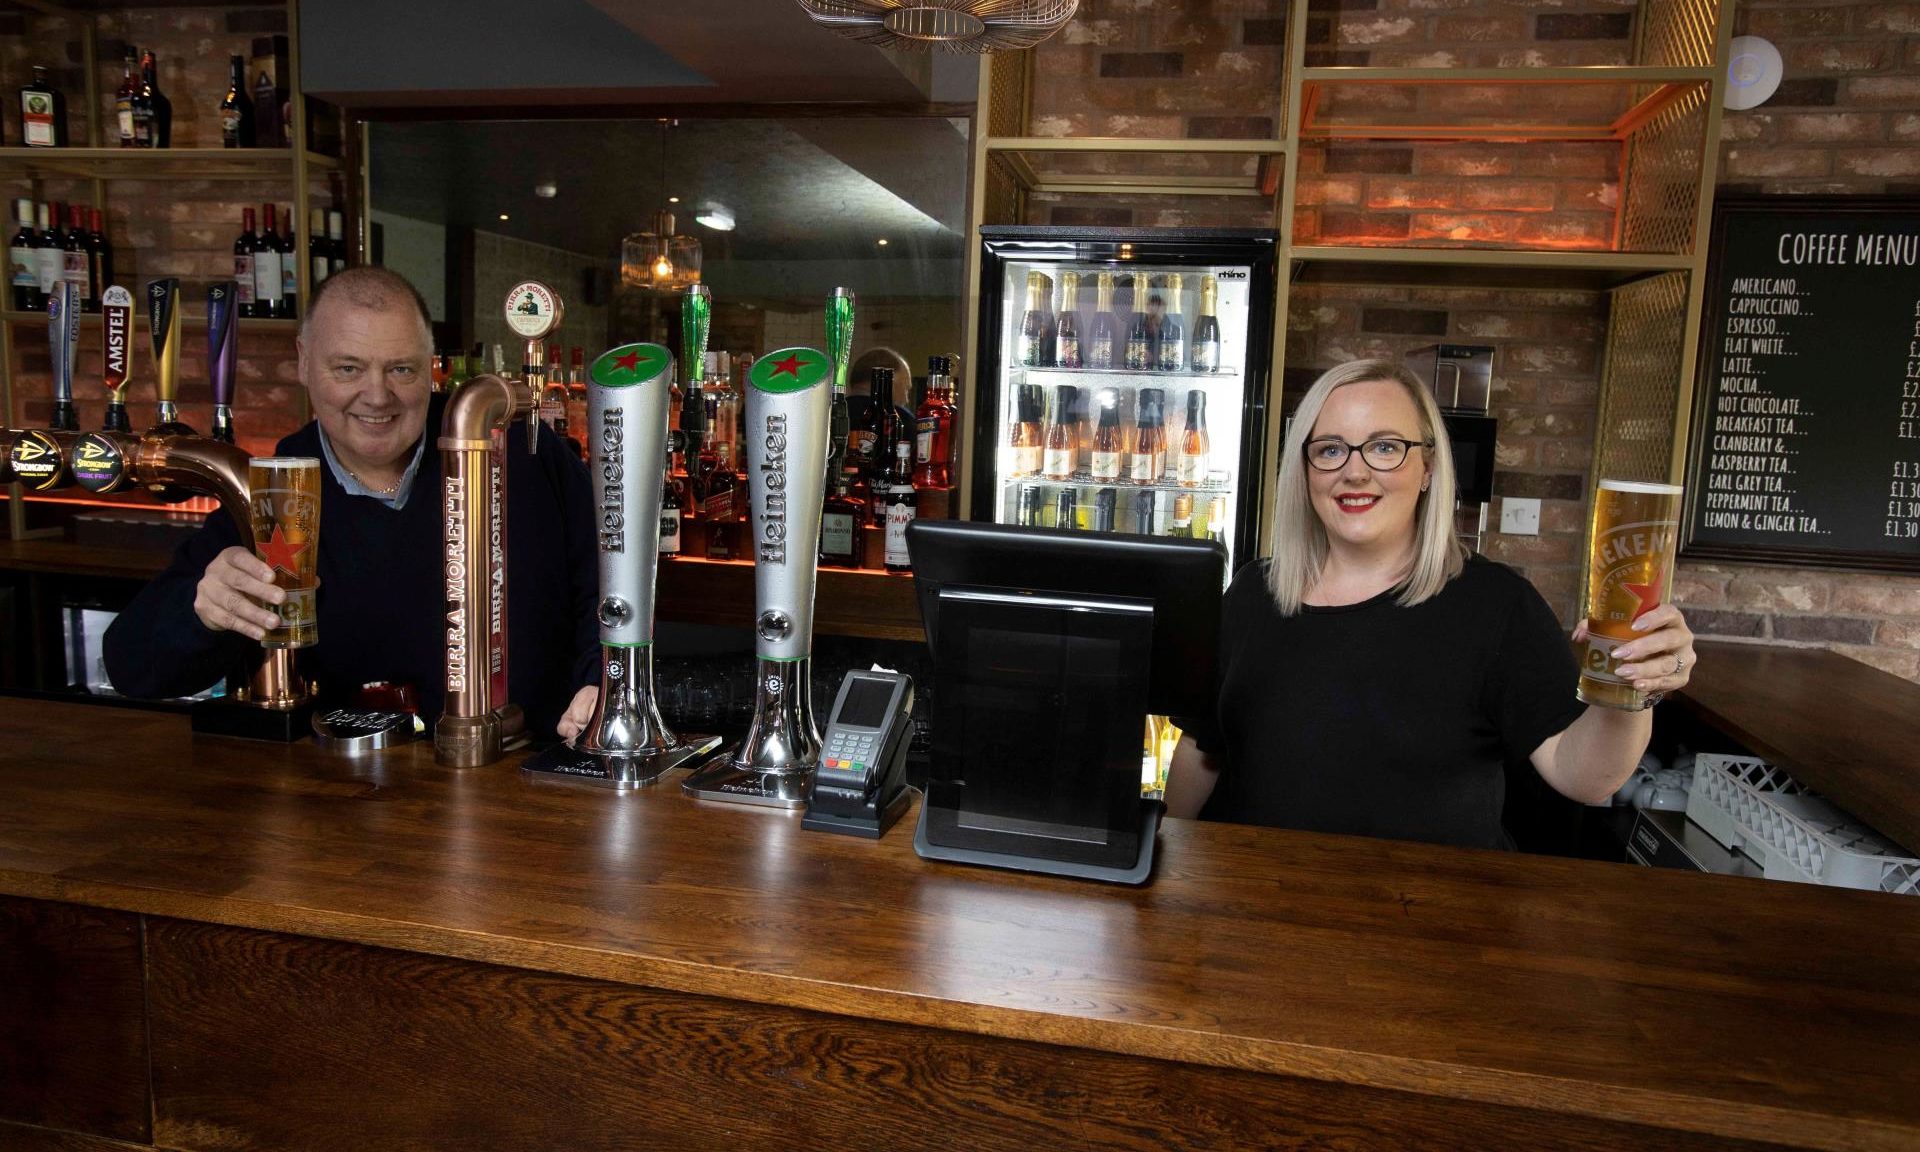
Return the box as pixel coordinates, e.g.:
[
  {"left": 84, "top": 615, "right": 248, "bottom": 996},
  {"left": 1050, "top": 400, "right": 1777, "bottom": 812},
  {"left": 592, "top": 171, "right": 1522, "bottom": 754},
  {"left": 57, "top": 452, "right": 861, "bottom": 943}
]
[{"left": 1166, "top": 359, "right": 1696, "bottom": 849}]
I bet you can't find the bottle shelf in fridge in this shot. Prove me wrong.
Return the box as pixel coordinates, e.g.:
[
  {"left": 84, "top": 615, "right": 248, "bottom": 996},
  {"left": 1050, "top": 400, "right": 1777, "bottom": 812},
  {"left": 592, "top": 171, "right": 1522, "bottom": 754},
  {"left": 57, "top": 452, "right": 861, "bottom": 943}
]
[
  {"left": 1016, "top": 366, "right": 1240, "bottom": 383},
  {"left": 1002, "top": 472, "right": 1231, "bottom": 495}
]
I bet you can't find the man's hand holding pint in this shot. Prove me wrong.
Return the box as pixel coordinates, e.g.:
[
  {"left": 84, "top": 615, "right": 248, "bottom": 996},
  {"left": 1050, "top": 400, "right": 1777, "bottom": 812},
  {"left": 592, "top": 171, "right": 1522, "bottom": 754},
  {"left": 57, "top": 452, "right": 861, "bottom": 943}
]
[{"left": 193, "top": 546, "right": 285, "bottom": 641}]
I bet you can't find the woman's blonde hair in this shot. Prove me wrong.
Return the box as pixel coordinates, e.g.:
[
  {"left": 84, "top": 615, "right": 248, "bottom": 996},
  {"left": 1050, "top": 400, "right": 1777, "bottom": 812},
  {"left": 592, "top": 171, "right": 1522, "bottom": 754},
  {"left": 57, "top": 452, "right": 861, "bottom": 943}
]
[{"left": 1266, "top": 358, "right": 1467, "bottom": 614}]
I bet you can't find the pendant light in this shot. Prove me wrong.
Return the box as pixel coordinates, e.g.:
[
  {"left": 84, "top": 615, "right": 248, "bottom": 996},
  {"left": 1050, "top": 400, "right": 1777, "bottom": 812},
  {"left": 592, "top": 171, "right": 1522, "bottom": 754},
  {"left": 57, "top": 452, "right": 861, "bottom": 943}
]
[{"left": 620, "top": 122, "right": 702, "bottom": 293}]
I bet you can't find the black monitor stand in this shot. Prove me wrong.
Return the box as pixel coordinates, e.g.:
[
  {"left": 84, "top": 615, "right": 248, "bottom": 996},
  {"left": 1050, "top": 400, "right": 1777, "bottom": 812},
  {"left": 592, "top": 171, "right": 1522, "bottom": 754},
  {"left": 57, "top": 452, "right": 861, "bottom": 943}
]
[{"left": 913, "top": 586, "right": 1162, "bottom": 885}]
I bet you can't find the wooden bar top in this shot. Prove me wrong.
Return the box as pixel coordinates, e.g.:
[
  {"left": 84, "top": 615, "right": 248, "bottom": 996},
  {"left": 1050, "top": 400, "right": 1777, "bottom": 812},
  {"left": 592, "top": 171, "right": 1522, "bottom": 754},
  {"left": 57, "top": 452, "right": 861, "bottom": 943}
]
[
  {"left": 1681, "top": 639, "right": 1920, "bottom": 855},
  {"left": 0, "top": 699, "right": 1913, "bottom": 1151}
]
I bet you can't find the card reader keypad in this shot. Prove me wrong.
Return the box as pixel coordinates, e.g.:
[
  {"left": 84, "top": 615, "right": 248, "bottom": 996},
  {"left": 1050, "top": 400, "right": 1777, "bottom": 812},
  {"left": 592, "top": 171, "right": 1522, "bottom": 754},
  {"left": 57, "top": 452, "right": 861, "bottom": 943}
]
[{"left": 825, "top": 731, "right": 876, "bottom": 770}]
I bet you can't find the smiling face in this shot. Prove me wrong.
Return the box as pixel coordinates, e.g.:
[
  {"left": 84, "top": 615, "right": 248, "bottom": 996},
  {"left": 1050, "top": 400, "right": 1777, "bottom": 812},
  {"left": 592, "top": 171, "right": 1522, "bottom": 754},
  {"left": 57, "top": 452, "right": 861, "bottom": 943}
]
[
  {"left": 1304, "top": 378, "right": 1432, "bottom": 560},
  {"left": 296, "top": 296, "right": 431, "bottom": 478}
]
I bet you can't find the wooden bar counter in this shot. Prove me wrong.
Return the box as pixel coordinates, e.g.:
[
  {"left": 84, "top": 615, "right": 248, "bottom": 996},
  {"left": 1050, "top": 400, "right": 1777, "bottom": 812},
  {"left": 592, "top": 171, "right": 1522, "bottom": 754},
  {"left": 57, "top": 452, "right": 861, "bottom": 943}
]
[{"left": 0, "top": 698, "right": 1915, "bottom": 1152}]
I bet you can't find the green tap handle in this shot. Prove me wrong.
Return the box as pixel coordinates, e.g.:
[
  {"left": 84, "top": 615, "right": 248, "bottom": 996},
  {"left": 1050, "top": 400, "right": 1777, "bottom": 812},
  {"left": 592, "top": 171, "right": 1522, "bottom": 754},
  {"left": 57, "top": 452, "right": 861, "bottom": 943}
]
[
  {"left": 681, "top": 285, "right": 711, "bottom": 385},
  {"left": 825, "top": 287, "right": 854, "bottom": 396}
]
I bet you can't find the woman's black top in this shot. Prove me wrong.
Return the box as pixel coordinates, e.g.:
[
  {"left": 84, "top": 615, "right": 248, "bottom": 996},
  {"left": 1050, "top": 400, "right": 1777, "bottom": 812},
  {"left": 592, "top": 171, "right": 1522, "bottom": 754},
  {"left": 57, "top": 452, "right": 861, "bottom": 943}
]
[{"left": 1182, "top": 555, "right": 1586, "bottom": 850}]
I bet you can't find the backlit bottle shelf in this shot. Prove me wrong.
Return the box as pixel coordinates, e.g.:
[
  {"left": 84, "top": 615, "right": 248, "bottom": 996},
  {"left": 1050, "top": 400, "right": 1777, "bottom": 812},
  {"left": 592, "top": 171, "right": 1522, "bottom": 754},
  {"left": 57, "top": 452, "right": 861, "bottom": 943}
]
[{"left": 1001, "top": 472, "right": 1232, "bottom": 495}]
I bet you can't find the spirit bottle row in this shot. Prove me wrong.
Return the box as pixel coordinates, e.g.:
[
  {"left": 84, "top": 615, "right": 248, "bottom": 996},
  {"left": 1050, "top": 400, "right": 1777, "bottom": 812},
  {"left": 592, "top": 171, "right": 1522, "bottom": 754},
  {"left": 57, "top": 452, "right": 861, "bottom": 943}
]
[
  {"left": 1020, "top": 270, "right": 1223, "bottom": 374},
  {"left": 15, "top": 43, "right": 291, "bottom": 150},
  {"left": 1009, "top": 383, "right": 1211, "bottom": 486},
  {"left": 9, "top": 200, "right": 111, "bottom": 313}
]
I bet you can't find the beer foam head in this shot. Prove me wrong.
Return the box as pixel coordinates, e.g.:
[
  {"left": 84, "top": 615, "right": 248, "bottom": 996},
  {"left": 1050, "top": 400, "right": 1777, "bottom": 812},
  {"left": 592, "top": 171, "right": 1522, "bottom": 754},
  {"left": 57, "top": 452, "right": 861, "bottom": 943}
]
[{"left": 252, "top": 456, "right": 320, "bottom": 469}]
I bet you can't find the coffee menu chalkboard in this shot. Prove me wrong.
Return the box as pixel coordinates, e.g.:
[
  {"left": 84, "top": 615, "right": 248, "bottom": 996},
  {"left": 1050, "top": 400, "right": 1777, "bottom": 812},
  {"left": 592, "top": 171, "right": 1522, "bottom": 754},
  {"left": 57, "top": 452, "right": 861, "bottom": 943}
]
[{"left": 1683, "top": 196, "right": 1920, "bottom": 572}]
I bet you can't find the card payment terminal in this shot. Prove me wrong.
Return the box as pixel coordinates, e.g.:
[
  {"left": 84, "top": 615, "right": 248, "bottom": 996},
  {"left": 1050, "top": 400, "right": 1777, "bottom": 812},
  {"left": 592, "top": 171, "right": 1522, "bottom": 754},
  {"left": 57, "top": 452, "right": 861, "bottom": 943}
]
[{"left": 803, "top": 669, "right": 914, "bottom": 838}]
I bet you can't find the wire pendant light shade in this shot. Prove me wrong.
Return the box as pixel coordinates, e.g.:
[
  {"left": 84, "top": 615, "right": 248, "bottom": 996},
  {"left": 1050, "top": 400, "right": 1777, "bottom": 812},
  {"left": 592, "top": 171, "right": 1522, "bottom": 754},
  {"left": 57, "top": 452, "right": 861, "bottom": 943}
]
[
  {"left": 619, "top": 124, "right": 703, "bottom": 293},
  {"left": 795, "top": 0, "right": 1079, "bottom": 53}
]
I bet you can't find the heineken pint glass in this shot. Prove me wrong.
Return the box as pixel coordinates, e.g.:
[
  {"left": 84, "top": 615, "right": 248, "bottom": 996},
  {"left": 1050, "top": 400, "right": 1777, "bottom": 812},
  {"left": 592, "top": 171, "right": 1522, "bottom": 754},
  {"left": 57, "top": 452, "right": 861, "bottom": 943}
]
[
  {"left": 1578, "top": 479, "right": 1682, "bottom": 710},
  {"left": 249, "top": 457, "right": 321, "bottom": 649}
]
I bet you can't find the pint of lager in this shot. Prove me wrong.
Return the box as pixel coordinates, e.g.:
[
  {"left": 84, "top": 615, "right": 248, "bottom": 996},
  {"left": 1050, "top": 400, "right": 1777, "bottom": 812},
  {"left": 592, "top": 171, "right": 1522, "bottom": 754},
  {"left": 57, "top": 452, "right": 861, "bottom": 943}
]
[
  {"left": 249, "top": 457, "right": 321, "bottom": 649},
  {"left": 1578, "top": 479, "right": 1682, "bottom": 710}
]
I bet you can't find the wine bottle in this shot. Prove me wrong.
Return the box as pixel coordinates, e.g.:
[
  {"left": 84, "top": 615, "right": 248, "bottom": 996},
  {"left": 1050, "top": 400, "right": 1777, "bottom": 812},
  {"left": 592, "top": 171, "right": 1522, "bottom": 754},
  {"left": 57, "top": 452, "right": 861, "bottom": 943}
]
[
  {"left": 1090, "top": 487, "right": 1117, "bottom": 533},
  {"left": 1014, "top": 483, "right": 1044, "bottom": 527},
  {"left": 1043, "top": 384, "right": 1076, "bottom": 482},
  {"left": 1192, "top": 274, "right": 1222, "bottom": 373},
  {"left": 61, "top": 204, "right": 89, "bottom": 308},
  {"left": 1130, "top": 388, "right": 1167, "bottom": 484},
  {"left": 1088, "top": 272, "right": 1117, "bottom": 370},
  {"left": 11, "top": 199, "right": 42, "bottom": 312},
  {"left": 219, "top": 54, "right": 254, "bottom": 148},
  {"left": 1177, "top": 389, "right": 1210, "bottom": 487},
  {"left": 1017, "top": 270, "right": 1050, "bottom": 368},
  {"left": 1054, "top": 271, "right": 1082, "bottom": 369},
  {"left": 1006, "top": 383, "right": 1043, "bottom": 478},
  {"left": 86, "top": 209, "right": 111, "bottom": 313},
  {"left": 308, "top": 207, "right": 329, "bottom": 290},
  {"left": 137, "top": 50, "right": 170, "bottom": 148},
  {"left": 1054, "top": 486, "right": 1078, "bottom": 531},
  {"left": 1124, "top": 279, "right": 1152, "bottom": 371},
  {"left": 1089, "top": 389, "right": 1122, "bottom": 482},
  {"left": 1157, "top": 273, "right": 1186, "bottom": 372},
  {"left": 254, "top": 204, "right": 285, "bottom": 318},
  {"left": 1169, "top": 492, "right": 1195, "bottom": 538},
  {"left": 1206, "top": 495, "right": 1229, "bottom": 544},
  {"left": 114, "top": 50, "right": 140, "bottom": 148},
  {"left": 326, "top": 211, "right": 347, "bottom": 275},
  {"left": 34, "top": 202, "right": 62, "bottom": 307},
  {"left": 19, "top": 66, "right": 67, "bottom": 148},
  {"left": 234, "top": 207, "right": 259, "bottom": 319},
  {"left": 275, "top": 205, "right": 296, "bottom": 317}
]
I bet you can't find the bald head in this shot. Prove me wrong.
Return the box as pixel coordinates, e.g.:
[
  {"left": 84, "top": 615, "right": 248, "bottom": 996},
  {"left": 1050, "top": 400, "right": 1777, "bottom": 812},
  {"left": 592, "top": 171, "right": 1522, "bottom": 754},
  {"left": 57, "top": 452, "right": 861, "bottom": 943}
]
[{"left": 301, "top": 266, "right": 433, "bottom": 344}]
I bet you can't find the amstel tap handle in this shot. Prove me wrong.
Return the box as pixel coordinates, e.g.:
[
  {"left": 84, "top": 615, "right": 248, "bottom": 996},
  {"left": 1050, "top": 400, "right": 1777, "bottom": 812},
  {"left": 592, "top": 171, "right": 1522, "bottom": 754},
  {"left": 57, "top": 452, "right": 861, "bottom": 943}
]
[
  {"left": 522, "top": 342, "right": 720, "bottom": 788},
  {"left": 48, "top": 280, "right": 80, "bottom": 432},
  {"left": 503, "top": 280, "right": 562, "bottom": 456},
  {"left": 824, "top": 286, "right": 853, "bottom": 483},
  {"left": 146, "top": 278, "right": 194, "bottom": 436},
  {"left": 207, "top": 281, "right": 239, "bottom": 444},
  {"left": 683, "top": 346, "right": 834, "bottom": 808},
  {"left": 100, "top": 286, "right": 133, "bottom": 433}
]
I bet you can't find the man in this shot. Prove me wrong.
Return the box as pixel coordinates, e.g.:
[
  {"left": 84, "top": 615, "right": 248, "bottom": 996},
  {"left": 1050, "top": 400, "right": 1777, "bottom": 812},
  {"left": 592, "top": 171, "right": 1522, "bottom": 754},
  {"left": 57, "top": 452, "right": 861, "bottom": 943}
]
[{"left": 106, "top": 266, "right": 601, "bottom": 740}]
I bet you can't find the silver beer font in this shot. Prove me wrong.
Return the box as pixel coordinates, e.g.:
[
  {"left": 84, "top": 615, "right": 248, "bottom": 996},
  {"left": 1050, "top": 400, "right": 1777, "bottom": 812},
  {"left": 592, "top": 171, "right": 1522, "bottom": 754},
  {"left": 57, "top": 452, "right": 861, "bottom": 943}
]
[
  {"left": 683, "top": 345, "right": 834, "bottom": 809},
  {"left": 523, "top": 342, "right": 719, "bottom": 788}
]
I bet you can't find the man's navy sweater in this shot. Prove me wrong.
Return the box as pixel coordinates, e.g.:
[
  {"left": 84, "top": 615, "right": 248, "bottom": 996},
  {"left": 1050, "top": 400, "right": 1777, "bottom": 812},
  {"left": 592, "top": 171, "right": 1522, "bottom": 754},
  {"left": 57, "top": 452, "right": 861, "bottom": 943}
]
[{"left": 104, "top": 393, "right": 599, "bottom": 737}]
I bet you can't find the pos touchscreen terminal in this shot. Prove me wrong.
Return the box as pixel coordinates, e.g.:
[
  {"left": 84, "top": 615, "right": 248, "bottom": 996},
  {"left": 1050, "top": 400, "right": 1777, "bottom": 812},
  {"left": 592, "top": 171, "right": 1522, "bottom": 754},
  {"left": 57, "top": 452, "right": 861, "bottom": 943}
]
[{"left": 906, "top": 521, "right": 1224, "bottom": 884}]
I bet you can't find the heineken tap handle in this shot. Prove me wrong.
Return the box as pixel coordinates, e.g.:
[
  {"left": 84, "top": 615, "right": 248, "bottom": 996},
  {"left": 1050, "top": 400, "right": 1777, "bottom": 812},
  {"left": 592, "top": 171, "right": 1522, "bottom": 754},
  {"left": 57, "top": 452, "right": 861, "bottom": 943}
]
[
  {"left": 100, "top": 286, "right": 133, "bottom": 432},
  {"left": 824, "top": 287, "right": 854, "bottom": 479},
  {"left": 145, "top": 278, "right": 193, "bottom": 435},
  {"left": 503, "top": 280, "right": 563, "bottom": 457},
  {"left": 588, "top": 344, "right": 672, "bottom": 648},
  {"left": 745, "top": 347, "right": 832, "bottom": 661},
  {"left": 47, "top": 281, "right": 80, "bottom": 432},
  {"left": 207, "top": 281, "right": 239, "bottom": 444}
]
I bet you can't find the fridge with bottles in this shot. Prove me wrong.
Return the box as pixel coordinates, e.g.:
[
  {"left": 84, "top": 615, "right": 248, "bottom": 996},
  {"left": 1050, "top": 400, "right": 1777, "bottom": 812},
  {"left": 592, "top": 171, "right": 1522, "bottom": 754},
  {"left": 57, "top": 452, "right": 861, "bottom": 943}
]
[{"left": 971, "top": 227, "right": 1278, "bottom": 572}]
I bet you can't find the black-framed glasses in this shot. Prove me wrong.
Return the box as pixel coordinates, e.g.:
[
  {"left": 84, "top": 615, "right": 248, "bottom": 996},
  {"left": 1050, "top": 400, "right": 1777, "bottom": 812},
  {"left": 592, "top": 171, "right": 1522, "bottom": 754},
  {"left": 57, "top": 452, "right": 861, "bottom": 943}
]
[{"left": 1303, "top": 437, "right": 1432, "bottom": 472}]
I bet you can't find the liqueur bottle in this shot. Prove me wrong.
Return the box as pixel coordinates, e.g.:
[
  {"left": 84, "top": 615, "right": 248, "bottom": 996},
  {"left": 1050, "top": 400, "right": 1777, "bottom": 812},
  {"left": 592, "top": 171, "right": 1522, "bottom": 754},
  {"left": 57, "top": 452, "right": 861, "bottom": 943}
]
[
  {"left": 1130, "top": 388, "right": 1167, "bottom": 485},
  {"left": 1088, "top": 389, "right": 1123, "bottom": 483},
  {"left": 820, "top": 476, "right": 862, "bottom": 568},
  {"left": 702, "top": 440, "right": 740, "bottom": 561},
  {"left": 882, "top": 440, "right": 917, "bottom": 573},
  {"left": 1043, "top": 384, "right": 1077, "bottom": 482},
  {"left": 19, "top": 66, "right": 67, "bottom": 148},
  {"left": 234, "top": 207, "right": 259, "bottom": 318},
  {"left": 10, "top": 200, "right": 41, "bottom": 311},
  {"left": 1157, "top": 273, "right": 1186, "bottom": 373},
  {"left": 1018, "top": 270, "right": 1051, "bottom": 368},
  {"left": 914, "top": 354, "right": 956, "bottom": 489},
  {"left": 1087, "top": 272, "right": 1118, "bottom": 370},
  {"left": 1054, "top": 271, "right": 1082, "bottom": 369},
  {"left": 114, "top": 50, "right": 141, "bottom": 148},
  {"left": 219, "top": 55, "right": 255, "bottom": 148},
  {"left": 1191, "top": 274, "right": 1222, "bottom": 373}
]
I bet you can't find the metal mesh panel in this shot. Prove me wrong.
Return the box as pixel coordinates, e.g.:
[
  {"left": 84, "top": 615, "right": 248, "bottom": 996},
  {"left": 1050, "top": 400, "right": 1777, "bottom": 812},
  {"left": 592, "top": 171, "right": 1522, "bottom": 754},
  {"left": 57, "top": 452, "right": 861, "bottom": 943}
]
[
  {"left": 1593, "top": 271, "right": 1688, "bottom": 483},
  {"left": 1620, "top": 84, "right": 1707, "bottom": 255},
  {"left": 988, "top": 50, "right": 1031, "bottom": 138},
  {"left": 984, "top": 153, "right": 1023, "bottom": 225},
  {"left": 1636, "top": 0, "right": 1719, "bottom": 69}
]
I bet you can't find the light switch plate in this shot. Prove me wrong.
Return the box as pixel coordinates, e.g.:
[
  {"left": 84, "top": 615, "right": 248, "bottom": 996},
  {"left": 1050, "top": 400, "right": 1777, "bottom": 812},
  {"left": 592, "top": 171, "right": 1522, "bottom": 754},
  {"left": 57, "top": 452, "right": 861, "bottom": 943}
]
[{"left": 1500, "top": 497, "right": 1541, "bottom": 536}]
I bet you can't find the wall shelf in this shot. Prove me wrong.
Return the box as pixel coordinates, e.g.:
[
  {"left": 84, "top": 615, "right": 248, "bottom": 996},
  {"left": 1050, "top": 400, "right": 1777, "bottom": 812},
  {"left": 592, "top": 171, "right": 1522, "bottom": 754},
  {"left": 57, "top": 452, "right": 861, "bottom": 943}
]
[
  {"left": 1298, "top": 68, "right": 1713, "bottom": 143},
  {"left": 2, "top": 310, "right": 298, "bottom": 332},
  {"left": 1290, "top": 246, "right": 1694, "bottom": 290},
  {"left": 0, "top": 147, "right": 342, "bottom": 182}
]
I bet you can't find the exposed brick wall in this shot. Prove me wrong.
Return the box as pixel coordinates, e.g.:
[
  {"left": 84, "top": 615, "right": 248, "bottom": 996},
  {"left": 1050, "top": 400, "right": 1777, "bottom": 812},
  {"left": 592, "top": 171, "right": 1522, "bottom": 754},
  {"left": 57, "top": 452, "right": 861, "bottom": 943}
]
[
  {"left": 2, "top": 6, "right": 344, "bottom": 467},
  {"left": 1680, "top": 0, "right": 1920, "bottom": 684}
]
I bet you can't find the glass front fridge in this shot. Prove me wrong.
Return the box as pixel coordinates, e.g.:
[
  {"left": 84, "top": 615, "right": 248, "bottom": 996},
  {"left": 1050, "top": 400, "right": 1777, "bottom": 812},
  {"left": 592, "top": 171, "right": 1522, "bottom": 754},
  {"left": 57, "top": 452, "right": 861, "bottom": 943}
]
[{"left": 972, "top": 227, "right": 1278, "bottom": 572}]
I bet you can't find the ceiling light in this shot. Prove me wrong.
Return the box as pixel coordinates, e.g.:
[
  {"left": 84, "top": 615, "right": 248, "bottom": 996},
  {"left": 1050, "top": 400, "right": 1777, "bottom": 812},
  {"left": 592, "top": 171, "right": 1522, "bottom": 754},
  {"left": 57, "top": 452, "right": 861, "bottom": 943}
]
[
  {"left": 794, "top": 0, "right": 1079, "bottom": 53},
  {"left": 668, "top": 196, "right": 680, "bottom": 204},
  {"left": 694, "top": 208, "right": 735, "bottom": 232},
  {"left": 876, "top": 238, "right": 889, "bottom": 247},
  {"left": 498, "top": 213, "right": 510, "bottom": 221},
  {"left": 618, "top": 123, "right": 703, "bottom": 293},
  {"left": 533, "top": 182, "right": 557, "bottom": 199}
]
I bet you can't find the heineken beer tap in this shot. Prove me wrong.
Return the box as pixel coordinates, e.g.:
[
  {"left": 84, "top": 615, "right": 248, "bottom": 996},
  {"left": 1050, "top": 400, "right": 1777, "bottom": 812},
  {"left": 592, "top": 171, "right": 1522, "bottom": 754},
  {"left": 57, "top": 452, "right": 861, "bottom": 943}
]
[
  {"left": 146, "top": 278, "right": 194, "bottom": 436},
  {"left": 524, "top": 342, "right": 720, "bottom": 788},
  {"left": 207, "top": 281, "right": 240, "bottom": 444},
  {"left": 683, "top": 346, "right": 834, "bottom": 808},
  {"left": 100, "top": 286, "right": 133, "bottom": 432}
]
